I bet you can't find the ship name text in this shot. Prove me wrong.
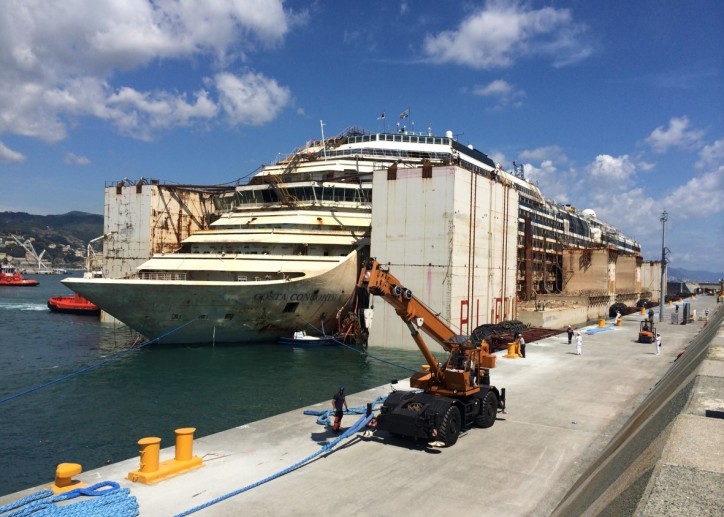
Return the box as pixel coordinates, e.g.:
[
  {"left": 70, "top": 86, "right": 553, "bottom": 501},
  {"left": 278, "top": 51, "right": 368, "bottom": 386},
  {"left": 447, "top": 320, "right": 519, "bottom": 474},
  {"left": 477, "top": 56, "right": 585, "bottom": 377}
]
[{"left": 254, "top": 292, "right": 343, "bottom": 303}]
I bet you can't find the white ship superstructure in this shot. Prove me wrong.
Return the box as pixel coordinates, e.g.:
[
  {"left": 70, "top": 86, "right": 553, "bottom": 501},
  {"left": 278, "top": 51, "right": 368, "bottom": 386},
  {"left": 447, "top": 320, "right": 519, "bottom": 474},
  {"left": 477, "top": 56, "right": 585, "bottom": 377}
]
[{"left": 64, "top": 125, "right": 640, "bottom": 344}]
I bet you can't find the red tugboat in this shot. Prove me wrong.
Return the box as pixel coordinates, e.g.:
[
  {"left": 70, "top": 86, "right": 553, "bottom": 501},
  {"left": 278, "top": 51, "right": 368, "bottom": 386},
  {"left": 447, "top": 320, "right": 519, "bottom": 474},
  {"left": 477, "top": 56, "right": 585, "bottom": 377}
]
[
  {"left": 0, "top": 264, "right": 39, "bottom": 287},
  {"left": 47, "top": 292, "right": 100, "bottom": 316}
]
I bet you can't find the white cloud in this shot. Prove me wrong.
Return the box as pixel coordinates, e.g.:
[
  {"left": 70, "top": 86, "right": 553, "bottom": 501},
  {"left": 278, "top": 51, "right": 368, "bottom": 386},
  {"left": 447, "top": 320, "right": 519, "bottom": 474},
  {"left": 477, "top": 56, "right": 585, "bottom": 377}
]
[
  {"left": 343, "top": 30, "right": 362, "bottom": 44},
  {"left": 637, "top": 160, "right": 656, "bottom": 172},
  {"left": 645, "top": 116, "right": 705, "bottom": 153},
  {"left": 587, "top": 154, "right": 636, "bottom": 182},
  {"left": 489, "top": 151, "right": 507, "bottom": 168},
  {"left": 514, "top": 146, "right": 575, "bottom": 203},
  {"left": 583, "top": 155, "right": 639, "bottom": 223},
  {"left": 423, "top": 0, "right": 591, "bottom": 69},
  {"left": 592, "top": 186, "right": 657, "bottom": 224},
  {"left": 0, "top": 0, "right": 294, "bottom": 142},
  {"left": 579, "top": 160, "right": 723, "bottom": 267},
  {"left": 513, "top": 134, "right": 723, "bottom": 270},
  {"left": 0, "top": 141, "right": 26, "bottom": 163},
  {"left": 106, "top": 87, "right": 219, "bottom": 139},
  {"left": 519, "top": 145, "right": 568, "bottom": 164},
  {"left": 64, "top": 152, "right": 91, "bottom": 166},
  {"left": 696, "top": 138, "right": 724, "bottom": 168},
  {"left": 215, "top": 72, "right": 291, "bottom": 126},
  {"left": 524, "top": 158, "right": 556, "bottom": 185},
  {"left": 472, "top": 79, "right": 525, "bottom": 109},
  {"left": 661, "top": 168, "right": 724, "bottom": 219}
]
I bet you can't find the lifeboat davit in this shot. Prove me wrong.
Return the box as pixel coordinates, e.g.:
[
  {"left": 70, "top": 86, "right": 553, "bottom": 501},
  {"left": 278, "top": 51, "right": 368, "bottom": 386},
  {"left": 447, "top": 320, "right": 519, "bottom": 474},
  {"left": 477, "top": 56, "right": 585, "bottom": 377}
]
[{"left": 47, "top": 292, "right": 100, "bottom": 315}]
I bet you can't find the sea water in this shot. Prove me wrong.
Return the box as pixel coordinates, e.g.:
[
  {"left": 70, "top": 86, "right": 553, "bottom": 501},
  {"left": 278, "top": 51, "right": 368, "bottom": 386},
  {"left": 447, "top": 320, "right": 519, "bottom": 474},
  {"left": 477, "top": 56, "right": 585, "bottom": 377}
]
[{"left": 0, "top": 273, "right": 429, "bottom": 496}]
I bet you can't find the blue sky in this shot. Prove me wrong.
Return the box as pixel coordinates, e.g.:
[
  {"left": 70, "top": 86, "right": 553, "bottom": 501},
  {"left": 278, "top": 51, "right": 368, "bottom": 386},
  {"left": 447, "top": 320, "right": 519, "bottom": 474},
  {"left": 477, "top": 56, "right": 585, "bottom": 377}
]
[{"left": 0, "top": 0, "right": 722, "bottom": 273}]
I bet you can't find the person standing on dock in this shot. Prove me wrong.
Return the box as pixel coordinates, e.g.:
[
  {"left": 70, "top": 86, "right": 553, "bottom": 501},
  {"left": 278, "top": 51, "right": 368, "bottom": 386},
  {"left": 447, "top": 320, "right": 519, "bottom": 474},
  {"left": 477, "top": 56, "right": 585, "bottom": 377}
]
[
  {"left": 332, "top": 385, "right": 348, "bottom": 433},
  {"left": 655, "top": 334, "right": 662, "bottom": 356},
  {"left": 575, "top": 332, "right": 582, "bottom": 355},
  {"left": 567, "top": 325, "right": 574, "bottom": 344},
  {"left": 518, "top": 332, "right": 526, "bottom": 358}
]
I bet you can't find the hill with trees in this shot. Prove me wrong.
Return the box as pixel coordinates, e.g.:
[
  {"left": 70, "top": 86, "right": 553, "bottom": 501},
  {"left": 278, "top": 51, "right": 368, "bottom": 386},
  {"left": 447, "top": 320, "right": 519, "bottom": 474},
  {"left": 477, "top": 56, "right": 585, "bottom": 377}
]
[{"left": 0, "top": 211, "right": 103, "bottom": 268}]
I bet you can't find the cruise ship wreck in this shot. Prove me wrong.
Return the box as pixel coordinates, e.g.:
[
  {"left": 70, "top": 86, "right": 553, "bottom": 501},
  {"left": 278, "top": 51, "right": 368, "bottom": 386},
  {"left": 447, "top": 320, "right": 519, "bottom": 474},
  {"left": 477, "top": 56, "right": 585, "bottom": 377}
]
[{"left": 64, "top": 125, "right": 652, "bottom": 345}]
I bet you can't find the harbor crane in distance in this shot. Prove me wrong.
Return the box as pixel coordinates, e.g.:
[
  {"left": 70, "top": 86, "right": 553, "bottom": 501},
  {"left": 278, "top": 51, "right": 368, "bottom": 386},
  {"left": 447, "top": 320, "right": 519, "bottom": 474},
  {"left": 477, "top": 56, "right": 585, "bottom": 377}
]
[
  {"left": 11, "top": 235, "right": 53, "bottom": 273},
  {"left": 357, "top": 257, "right": 506, "bottom": 447}
]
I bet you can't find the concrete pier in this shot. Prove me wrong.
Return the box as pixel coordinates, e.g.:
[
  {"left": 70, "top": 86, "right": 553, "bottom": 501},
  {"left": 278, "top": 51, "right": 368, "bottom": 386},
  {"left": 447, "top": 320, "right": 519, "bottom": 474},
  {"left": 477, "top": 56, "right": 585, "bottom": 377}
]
[{"left": 2, "top": 295, "right": 722, "bottom": 516}]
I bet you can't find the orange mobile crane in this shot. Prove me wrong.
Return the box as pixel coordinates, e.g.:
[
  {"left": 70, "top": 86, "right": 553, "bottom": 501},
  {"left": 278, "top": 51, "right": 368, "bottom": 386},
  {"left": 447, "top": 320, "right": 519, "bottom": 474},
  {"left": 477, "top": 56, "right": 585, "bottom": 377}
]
[{"left": 358, "top": 258, "right": 505, "bottom": 446}]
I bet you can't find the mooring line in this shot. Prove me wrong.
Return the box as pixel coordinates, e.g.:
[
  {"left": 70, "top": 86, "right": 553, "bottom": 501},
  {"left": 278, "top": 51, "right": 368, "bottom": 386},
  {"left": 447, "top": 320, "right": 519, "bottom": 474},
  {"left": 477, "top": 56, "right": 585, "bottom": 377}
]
[
  {"left": 0, "top": 318, "right": 199, "bottom": 405},
  {"left": 296, "top": 316, "right": 417, "bottom": 373},
  {"left": 174, "top": 412, "right": 374, "bottom": 517}
]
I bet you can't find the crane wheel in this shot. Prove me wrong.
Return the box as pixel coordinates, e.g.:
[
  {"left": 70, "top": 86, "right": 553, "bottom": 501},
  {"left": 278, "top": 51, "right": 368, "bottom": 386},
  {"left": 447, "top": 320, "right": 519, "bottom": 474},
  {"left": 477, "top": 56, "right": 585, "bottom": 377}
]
[
  {"left": 475, "top": 391, "right": 498, "bottom": 428},
  {"left": 438, "top": 405, "right": 461, "bottom": 447}
]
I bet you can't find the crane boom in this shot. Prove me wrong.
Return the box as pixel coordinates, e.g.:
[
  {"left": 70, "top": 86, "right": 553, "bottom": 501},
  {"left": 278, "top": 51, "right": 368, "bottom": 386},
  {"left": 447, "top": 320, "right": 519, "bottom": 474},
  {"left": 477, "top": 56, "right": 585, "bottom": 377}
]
[
  {"left": 357, "top": 257, "right": 496, "bottom": 396},
  {"left": 358, "top": 258, "right": 457, "bottom": 380},
  {"left": 356, "top": 257, "right": 504, "bottom": 446}
]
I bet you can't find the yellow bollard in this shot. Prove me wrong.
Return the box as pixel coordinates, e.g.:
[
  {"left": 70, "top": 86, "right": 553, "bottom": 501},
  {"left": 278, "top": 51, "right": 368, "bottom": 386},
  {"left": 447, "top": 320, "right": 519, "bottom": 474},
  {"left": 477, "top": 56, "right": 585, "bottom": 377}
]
[
  {"left": 174, "top": 428, "right": 196, "bottom": 462},
  {"left": 137, "top": 437, "right": 162, "bottom": 473},
  {"left": 505, "top": 342, "right": 520, "bottom": 358},
  {"left": 616, "top": 318, "right": 622, "bottom": 326},
  {"left": 598, "top": 318, "right": 606, "bottom": 328},
  {"left": 128, "top": 430, "right": 203, "bottom": 484},
  {"left": 51, "top": 463, "right": 85, "bottom": 493},
  {"left": 640, "top": 307, "right": 645, "bottom": 316}
]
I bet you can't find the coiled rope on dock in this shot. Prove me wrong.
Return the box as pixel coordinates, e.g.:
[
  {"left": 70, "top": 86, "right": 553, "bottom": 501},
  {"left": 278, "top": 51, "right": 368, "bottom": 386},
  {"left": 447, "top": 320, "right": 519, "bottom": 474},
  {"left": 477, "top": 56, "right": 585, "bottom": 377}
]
[
  {"left": 0, "top": 481, "right": 138, "bottom": 517},
  {"left": 174, "top": 412, "right": 374, "bottom": 517}
]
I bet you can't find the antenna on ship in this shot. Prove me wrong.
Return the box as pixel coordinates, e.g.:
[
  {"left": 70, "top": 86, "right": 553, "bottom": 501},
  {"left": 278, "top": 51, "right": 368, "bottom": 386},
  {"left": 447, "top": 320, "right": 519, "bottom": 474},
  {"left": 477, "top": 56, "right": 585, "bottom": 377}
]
[
  {"left": 513, "top": 160, "right": 525, "bottom": 180},
  {"left": 319, "top": 120, "right": 327, "bottom": 160}
]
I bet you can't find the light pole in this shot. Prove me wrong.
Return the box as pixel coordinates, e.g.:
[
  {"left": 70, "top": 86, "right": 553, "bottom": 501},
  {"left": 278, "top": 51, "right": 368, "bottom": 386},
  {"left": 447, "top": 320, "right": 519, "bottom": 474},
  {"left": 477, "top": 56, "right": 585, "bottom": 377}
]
[{"left": 659, "top": 210, "right": 668, "bottom": 323}]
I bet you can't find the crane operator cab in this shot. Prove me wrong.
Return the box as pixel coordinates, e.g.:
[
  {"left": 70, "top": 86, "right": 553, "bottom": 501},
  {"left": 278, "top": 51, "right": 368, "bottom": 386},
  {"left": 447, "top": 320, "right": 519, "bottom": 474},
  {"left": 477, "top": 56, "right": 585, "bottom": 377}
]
[{"left": 446, "top": 338, "right": 483, "bottom": 387}]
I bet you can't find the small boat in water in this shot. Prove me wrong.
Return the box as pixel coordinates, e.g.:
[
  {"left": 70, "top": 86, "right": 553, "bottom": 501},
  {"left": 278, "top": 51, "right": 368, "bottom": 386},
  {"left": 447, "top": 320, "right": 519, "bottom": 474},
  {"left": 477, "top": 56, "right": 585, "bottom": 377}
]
[
  {"left": 47, "top": 292, "right": 100, "bottom": 315},
  {"left": 278, "top": 330, "right": 339, "bottom": 347},
  {"left": 0, "top": 265, "right": 39, "bottom": 287}
]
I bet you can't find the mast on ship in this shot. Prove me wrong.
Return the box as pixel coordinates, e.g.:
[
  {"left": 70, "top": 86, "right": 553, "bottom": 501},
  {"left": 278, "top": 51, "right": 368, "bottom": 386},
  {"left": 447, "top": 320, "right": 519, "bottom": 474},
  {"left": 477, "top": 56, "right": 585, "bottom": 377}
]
[{"left": 320, "top": 120, "right": 327, "bottom": 160}]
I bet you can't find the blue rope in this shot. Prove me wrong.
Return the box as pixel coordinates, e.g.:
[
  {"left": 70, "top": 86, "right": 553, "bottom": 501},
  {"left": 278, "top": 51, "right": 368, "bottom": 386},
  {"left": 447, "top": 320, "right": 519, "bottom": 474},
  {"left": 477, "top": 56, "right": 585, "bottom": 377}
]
[
  {"left": 303, "top": 397, "right": 387, "bottom": 426},
  {"left": 0, "top": 319, "right": 198, "bottom": 405},
  {"left": 584, "top": 326, "right": 614, "bottom": 335},
  {"left": 174, "top": 412, "right": 374, "bottom": 517},
  {"left": 0, "top": 481, "right": 138, "bottom": 517}
]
